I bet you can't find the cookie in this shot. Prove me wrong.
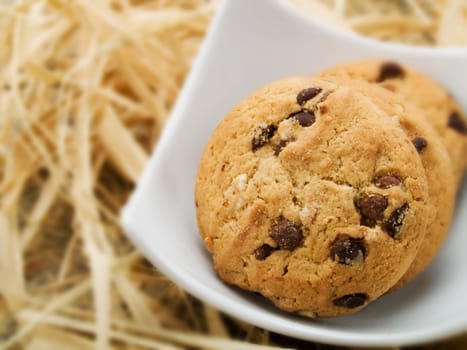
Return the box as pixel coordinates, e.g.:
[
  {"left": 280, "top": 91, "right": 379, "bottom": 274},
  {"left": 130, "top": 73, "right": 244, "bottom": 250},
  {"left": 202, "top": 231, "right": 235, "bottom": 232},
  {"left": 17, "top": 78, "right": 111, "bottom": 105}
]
[
  {"left": 317, "top": 75, "right": 456, "bottom": 289},
  {"left": 195, "top": 77, "right": 429, "bottom": 317},
  {"left": 318, "top": 58, "right": 467, "bottom": 185}
]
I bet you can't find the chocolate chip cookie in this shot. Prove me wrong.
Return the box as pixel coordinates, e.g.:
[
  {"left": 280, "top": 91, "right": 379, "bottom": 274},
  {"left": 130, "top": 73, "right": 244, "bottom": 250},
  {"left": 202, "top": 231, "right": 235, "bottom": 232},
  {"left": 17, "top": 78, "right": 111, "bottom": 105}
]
[
  {"left": 195, "top": 77, "right": 430, "bottom": 317},
  {"left": 317, "top": 75, "right": 456, "bottom": 290},
  {"left": 318, "top": 58, "right": 466, "bottom": 186}
]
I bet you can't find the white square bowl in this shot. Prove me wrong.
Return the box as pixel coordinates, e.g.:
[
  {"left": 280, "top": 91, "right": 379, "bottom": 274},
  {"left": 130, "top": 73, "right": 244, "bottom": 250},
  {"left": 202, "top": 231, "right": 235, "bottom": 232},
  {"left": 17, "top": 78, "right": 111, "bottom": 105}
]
[{"left": 122, "top": 0, "right": 467, "bottom": 346}]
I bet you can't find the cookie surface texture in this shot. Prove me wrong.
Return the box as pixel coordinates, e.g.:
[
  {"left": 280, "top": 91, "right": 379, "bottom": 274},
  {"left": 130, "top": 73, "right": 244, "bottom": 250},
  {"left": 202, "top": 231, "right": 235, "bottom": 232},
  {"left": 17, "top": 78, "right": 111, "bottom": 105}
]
[
  {"left": 317, "top": 74, "right": 456, "bottom": 290},
  {"left": 318, "top": 58, "right": 466, "bottom": 185},
  {"left": 195, "top": 77, "right": 429, "bottom": 317}
]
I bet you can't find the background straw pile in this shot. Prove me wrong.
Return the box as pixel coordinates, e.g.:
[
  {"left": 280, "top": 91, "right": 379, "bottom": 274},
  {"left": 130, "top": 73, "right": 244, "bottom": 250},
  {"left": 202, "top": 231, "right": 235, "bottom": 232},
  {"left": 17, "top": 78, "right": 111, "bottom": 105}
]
[{"left": 0, "top": 0, "right": 466, "bottom": 349}]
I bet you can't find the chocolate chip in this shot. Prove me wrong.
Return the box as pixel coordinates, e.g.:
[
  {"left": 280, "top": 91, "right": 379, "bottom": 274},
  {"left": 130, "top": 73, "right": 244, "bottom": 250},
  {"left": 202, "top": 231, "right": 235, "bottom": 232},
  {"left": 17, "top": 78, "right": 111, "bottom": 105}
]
[
  {"left": 448, "top": 111, "right": 467, "bottom": 134},
  {"left": 297, "top": 87, "right": 322, "bottom": 105},
  {"left": 377, "top": 61, "right": 405, "bottom": 82},
  {"left": 269, "top": 216, "right": 303, "bottom": 251},
  {"left": 330, "top": 235, "right": 366, "bottom": 265},
  {"left": 373, "top": 175, "right": 401, "bottom": 189},
  {"left": 288, "top": 110, "right": 316, "bottom": 127},
  {"left": 383, "top": 203, "right": 409, "bottom": 238},
  {"left": 37, "top": 167, "right": 50, "bottom": 180},
  {"left": 333, "top": 293, "right": 368, "bottom": 308},
  {"left": 273, "top": 137, "right": 294, "bottom": 155},
  {"left": 273, "top": 140, "right": 287, "bottom": 155},
  {"left": 356, "top": 194, "right": 388, "bottom": 221},
  {"left": 360, "top": 216, "right": 376, "bottom": 228},
  {"left": 252, "top": 125, "right": 277, "bottom": 150},
  {"left": 412, "top": 136, "right": 427, "bottom": 153},
  {"left": 254, "top": 244, "right": 275, "bottom": 260}
]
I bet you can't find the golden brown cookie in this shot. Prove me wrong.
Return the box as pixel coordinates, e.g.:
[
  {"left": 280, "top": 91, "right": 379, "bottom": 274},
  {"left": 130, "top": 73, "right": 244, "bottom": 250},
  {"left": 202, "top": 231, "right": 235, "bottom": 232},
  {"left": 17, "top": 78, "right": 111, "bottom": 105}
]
[
  {"left": 318, "top": 58, "right": 466, "bottom": 185},
  {"left": 317, "top": 75, "right": 456, "bottom": 290},
  {"left": 195, "top": 77, "right": 429, "bottom": 317}
]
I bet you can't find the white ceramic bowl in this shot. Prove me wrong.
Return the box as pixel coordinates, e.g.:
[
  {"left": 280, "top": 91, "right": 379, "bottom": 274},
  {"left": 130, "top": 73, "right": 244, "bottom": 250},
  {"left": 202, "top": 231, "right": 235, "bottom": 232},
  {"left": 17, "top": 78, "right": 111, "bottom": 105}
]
[{"left": 122, "top": 0, "right": 467, "bottom": 346}]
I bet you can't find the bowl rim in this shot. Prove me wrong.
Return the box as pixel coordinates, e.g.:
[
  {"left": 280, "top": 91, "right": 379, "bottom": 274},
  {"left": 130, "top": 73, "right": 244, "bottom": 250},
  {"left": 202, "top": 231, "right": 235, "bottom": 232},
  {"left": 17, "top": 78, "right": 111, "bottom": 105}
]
[
  {"left": 123, "top": 199, "right": 467, "bottom": 347},
  {"left": 122, "top": 0, "right": 467, "bottom": 346}
]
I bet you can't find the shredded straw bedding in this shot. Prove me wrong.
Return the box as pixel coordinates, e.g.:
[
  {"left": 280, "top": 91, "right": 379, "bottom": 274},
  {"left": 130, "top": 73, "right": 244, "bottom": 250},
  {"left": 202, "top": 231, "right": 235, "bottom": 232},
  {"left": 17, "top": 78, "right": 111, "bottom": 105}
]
[{"left": 0, "top": 0, "right": 466, "bottom": 349}]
